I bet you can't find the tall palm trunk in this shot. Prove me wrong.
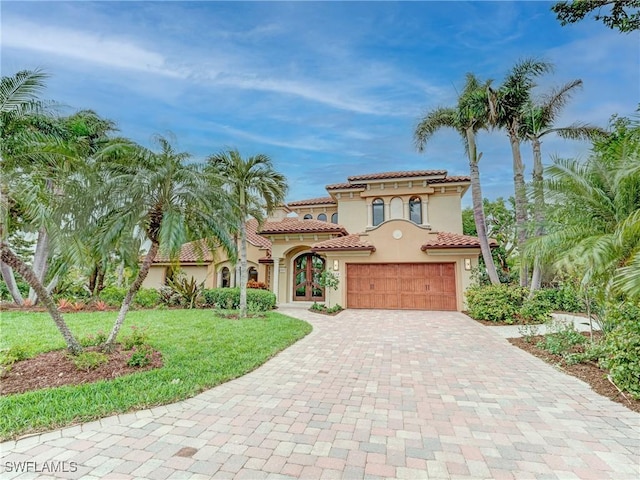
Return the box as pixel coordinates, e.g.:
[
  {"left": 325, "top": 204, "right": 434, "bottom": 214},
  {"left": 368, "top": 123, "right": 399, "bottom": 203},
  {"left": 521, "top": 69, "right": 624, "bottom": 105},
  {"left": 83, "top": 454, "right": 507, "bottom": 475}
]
[
  {"left": 104, "top": 241, "right": 159, "bottom": 350},
  {"left": 28, "top": 227, "right": 49, "bottom": 303},
  {"left": 239, "top": 219, "right": 248, "bottom": 318},
  {"left": 529, "top": 136, "right": 546, "bottom": 294},
  {"left": 508, "top": 127, "right": 529, "bottom": 287},
  {"left": 1, "top": 243, "right": 82, "bottom": 354},
  {"left": 466, "top": 128, "right": 500, "bottom": 285},
  {"left": 0, "top": 260, "right": 24, "bottom": 304}
]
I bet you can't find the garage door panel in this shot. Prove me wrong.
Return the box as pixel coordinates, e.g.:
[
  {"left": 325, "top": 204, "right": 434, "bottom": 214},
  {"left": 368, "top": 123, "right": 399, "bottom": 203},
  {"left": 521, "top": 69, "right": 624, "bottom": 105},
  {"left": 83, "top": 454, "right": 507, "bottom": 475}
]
[{"left": 347, "top": 263, "right": 457, "bottom": 311}]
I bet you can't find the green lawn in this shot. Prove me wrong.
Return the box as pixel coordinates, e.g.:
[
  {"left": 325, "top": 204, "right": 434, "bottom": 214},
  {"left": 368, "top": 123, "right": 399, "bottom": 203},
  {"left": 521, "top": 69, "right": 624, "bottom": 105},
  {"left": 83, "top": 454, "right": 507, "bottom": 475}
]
[{"left": 0, "top": 309, "right": 312, "bottom": 440}]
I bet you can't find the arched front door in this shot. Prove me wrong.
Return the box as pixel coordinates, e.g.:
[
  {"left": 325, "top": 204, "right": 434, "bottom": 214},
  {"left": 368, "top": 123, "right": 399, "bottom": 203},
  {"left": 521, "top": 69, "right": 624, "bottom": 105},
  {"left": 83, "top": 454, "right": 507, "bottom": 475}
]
[{"left": 293, "top": 253, "right": 325, "bottom": 301}]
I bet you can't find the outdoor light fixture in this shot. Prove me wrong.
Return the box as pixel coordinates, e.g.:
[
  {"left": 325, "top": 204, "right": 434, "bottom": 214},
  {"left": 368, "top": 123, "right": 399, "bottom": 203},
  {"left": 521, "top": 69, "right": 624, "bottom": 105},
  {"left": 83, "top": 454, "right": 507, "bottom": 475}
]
[
  {"left": 464, "top": 258, "right": 472, "bottom": 270},
  {"left": 333, "top": 260, "right": 339, "bottom": 271}
]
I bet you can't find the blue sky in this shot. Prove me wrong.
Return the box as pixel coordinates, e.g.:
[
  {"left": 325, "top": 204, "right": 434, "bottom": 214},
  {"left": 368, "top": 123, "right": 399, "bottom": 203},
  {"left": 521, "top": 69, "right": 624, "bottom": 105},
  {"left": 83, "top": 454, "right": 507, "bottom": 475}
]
[{"left": 2, "top": 1, "right": 638, "bottom": 205}]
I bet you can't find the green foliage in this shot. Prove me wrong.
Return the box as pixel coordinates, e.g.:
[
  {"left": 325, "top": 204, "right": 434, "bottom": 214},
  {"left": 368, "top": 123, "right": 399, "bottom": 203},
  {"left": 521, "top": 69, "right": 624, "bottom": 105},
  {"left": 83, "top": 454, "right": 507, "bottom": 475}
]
[
  {"left": 517, "top": 323, "right": 540, "bottom": 343},
  {"left": 70, "top": 351, "right": 108, "bottom": 372},
  {"left": 166, "top": 273, "right": 203, "bottom": 309},
  {"left": 119, "top": 325, "right": 149, "bottom": 350},
  {"left": 0, "top": 309, "right": 311, "bottom": 440},
  {"left": 0, "top": 344, "right": 29, "bottom": 365},
  {"left": 309, "top": 302, "right": 343, "bottom": 315},
  {"left": 564, "top": 341, "right": 607, "bottom": 366},
  {"left": 465, "top": 284, "right": 528, "bottom": 323},
  {"left": 519, "top": 291, "right": 554, "bottom": 323},
  {"left": 126, "top": 344, "right": 155, "bottom": 368},
  {"left": 99, "top": 286, "right": 127, "bottom": 306},
  {"left": 552, "top": 0, "right": 640, "bottom": 32},
  {"left": 600, "top": 312, "right": 640, "bottom": 398},
  {"left": 537, "top": 320, "right": 586, "bottom": 355},
  {"left": 133, "top": 288, "right": 161, "bottom": 309},
  {"left": 0, "top": 279, "right": 29, "bottom": 301},
  {"left": 202, "top": 288, "right": 276, "bottom": 311},
  {"left": 79, "top": 330, "right": 108, "bottom": 347}
]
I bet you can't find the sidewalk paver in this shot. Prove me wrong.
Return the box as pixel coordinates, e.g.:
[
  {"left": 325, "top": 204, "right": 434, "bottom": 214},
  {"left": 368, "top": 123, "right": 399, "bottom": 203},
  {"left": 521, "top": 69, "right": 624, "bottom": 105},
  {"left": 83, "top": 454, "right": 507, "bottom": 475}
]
[{"left": 1, "top": 307, "right": 638, "bottom": 479}]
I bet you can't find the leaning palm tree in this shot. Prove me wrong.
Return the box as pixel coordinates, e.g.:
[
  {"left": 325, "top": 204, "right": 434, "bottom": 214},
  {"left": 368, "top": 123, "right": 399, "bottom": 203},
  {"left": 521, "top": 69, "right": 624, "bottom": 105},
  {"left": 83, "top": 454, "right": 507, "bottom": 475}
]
[
  {"left": 521, "top": 79, "right": 606, "bottom": 292},
  {"left": 206, "top": 149, "right": 288, "bottom": 317},
  {"left": 489, "top": 58, "right": 553, "bottom": 286},
  {"left": 415, "top": 73, "right": 501, "bottom": 284},
  {"left": 98, "top": 136, "right": 236, "bottom": 349}
]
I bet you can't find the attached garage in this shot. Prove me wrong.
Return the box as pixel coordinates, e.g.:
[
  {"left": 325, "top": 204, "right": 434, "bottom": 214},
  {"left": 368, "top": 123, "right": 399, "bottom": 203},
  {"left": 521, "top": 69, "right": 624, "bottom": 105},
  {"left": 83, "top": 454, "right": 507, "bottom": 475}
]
[{"left": 346, "top": 263, "right": 457, "bottom": 310}]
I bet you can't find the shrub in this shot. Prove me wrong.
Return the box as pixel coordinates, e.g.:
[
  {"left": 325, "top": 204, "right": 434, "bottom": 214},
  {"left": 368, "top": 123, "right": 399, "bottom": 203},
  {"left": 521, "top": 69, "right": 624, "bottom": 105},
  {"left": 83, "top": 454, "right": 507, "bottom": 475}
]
[
  {"left": 600, "top": 304, "right": 640, "bottom": 398},
  {"left": 247, "top": 280, "right": 268, "bottom": 290},
  {"left": 134, "top": 288, "right": 161, "bottom": 309},
  {"left": 99, "top": 286, "right": 127, "bottom": 306},
  {"left": 534, "top": 284, "right": 584, "bottom": 313},
  {"left": 465, "top": 284, "right": 528, "bottom": 323},
  {"left": 158, "top": 286, "right": 182, "bottom": 307},
  {"left": 119, "top": 325, "right": 150, "bottom": 350},
  {"left": 0, "top": 280, "right": 29, "bottom": 301},
  {"left": 127, "top": 344, "right": 155, "bottom": 368},
  {"left": 519, "top": 291, "right": 553, "bottom": 323},
  {"left": 202, "top": 288, "right": 276, "bottom": 311},
  {"left": 93, "top": 300, "right": 108, "bottom": 311},
  {"left": 166, "top": 275, "right": 202, "bottom": 309},
  {"left": 79, "top": 330, "right": 108, "bottom": 347},
  {"left": 537, "top": 319, "right": 585, "bottom": 355},
  {"left": 57, "top": 298, "right": 73, "bottom": 310},
  {"left": 71, "top": 351, "right": 108, "bottom": 372},
  {"left": 0, "top": 345, "right": 29, "bottom": 365}
]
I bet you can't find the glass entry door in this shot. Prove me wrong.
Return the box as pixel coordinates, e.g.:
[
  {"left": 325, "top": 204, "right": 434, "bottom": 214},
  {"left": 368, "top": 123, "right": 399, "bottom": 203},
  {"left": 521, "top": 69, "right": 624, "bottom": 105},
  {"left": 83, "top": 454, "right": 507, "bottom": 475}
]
[{"left": 293, "top": 254, "right": 325, "bottom": 301}]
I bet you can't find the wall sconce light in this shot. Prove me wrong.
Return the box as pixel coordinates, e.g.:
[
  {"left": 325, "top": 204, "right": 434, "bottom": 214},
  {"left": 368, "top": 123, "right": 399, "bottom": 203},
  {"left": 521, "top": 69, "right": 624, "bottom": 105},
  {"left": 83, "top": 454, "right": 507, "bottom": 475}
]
[
  {"left": 333, "top": 260, "right": 339, "bottom": 271},
  {"left": 464, "top": 258, "right": 472, "bottom": 271}
]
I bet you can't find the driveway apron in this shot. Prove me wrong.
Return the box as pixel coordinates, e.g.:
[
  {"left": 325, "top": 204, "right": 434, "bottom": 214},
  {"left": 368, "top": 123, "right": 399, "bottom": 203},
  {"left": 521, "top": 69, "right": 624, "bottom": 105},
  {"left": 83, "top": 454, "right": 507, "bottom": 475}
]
[{"left": 1, "top": 308, "right": 638, "bottom": 479}]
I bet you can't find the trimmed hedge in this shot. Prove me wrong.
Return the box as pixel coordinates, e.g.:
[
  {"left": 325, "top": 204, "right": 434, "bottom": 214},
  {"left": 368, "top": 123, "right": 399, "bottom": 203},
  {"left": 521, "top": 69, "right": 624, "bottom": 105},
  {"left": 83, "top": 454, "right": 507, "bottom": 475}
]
[
  {"left": 99, "top": 286, "right": 161, "bottom": 308},
  {"left": 202, "top": 288, "right": 276, "bottom": 311},
  {"left": 465, "top": 284, "right": 528, "bottom": 323}
]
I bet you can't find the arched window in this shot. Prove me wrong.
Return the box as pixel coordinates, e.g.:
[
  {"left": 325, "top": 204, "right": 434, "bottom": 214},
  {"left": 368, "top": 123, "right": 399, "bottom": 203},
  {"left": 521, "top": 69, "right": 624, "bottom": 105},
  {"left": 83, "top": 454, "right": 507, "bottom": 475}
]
[
  {"left": 317, "top": 213, "right": 327, "bottom": 222},
  {"left": 248, "top": 267, "right": 258, "bottom": 283},
  {"left": 331, "top": 212, "right": 338, "bottom": 224},
  {"left": 372, "top": 198, "right": 384, "bottom": 226},
  {"left": 409, "top": 197, "right": 422, "bottom": 224},
  {"left": 390, "top": 197, "right": 403, "bottom": 219},
  {"left": 221, "top": 267, "right": 230, "bottom": 288},
  {"left": 303, "top": 214, "right": 312, "bottom": 220}
]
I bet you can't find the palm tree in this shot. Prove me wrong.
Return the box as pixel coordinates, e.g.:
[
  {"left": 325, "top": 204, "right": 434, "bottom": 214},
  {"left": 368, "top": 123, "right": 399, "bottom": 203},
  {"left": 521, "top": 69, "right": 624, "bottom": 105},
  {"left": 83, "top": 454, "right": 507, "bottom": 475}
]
[
  {"left": 521, "top": 79, "right": 606, "bottom": 292},
  {"left": 415, "top": 73, "right": 501, "bottom": 285},
  {"left": 528, "top": 119, "right": 640, "bottom": 302},
  {"left": 488, "top": 58, "right": 553, "bottom": 286},
  {"left": 206, "top": 149, "right": 288, "bottom": 317},
  {"left": 98, "top": 136, "right": 236, "bottom": 348}
]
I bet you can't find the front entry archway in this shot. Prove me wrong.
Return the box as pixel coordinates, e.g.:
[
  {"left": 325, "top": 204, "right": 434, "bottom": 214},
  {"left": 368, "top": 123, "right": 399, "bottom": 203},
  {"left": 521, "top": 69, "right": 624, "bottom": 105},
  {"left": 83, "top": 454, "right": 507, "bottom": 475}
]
[{"left": 293, "top": 253, "right": 325, "bottom": 301}]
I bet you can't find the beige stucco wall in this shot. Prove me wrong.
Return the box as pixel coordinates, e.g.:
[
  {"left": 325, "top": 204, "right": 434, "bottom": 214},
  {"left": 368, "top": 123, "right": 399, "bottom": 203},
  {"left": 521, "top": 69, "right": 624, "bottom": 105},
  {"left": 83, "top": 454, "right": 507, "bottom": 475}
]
[
  {"left": 337, "top": 197, "right": 367, "bottom": 233},
  {"left": 427, "top": 194, "right": 463, "bottom": 234},
  {"left": 143, "top": 266, "right": 167, "bottom": 289}
]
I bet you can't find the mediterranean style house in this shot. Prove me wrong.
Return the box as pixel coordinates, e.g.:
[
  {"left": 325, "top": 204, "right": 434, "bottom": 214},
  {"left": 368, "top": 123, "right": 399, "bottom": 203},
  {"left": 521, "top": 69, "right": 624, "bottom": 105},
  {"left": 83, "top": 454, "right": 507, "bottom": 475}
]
[{"left": 143, "top": 169, "right": 491, "bottom": 311}]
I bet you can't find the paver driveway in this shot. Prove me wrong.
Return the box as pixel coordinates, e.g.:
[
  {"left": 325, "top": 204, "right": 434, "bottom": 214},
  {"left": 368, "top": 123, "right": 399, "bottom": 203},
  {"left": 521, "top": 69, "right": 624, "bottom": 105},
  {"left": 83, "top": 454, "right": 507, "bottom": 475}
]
[{"left": 1, "top": 308, "right": 639, "bottom": 479}]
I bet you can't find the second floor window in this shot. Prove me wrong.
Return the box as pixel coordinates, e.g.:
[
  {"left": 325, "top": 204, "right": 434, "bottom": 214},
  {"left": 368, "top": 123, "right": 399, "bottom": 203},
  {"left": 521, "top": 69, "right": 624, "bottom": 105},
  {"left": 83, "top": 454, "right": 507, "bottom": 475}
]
[
  {"left": 317, "top": 213, "right": 327, "bottom": 222},
  {"left": 303, "top": 214, "right": 312, "bottom": 220},
  {"left": 331, "top": 212, "right": 338, "bottom": 224},
  {"left": 409, "top": 197, "right": 422, "bottom": 224},
  {"left": 372, "top": 198, "right": 384, "bottom": 226}
]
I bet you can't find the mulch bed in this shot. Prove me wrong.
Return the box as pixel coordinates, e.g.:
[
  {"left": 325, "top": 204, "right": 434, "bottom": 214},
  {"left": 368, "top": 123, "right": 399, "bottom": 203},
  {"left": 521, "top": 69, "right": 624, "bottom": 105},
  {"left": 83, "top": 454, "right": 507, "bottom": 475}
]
[
  {"left": 509, "top": 334, "right": 640, "bottom": 413},
  {"left": 1, "top": 345, "right": 163, "bottom": 396}
]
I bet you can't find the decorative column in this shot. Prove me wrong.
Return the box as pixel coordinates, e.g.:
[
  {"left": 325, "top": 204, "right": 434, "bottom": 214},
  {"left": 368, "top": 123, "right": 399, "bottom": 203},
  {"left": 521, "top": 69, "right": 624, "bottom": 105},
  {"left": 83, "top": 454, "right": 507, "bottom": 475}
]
[
  {"left": 403, "top": 199, "right": 410, "bottom": 220},
  {"left": 272, "top": 257, "right": 281, "bottom": 304},
  {"left": 366, "top": 199, "right": 373, "bottom": 228},
  {"left": 384, "top": 200, "right": 390, "bottom": 223},
  {"left": 217, "top": 268, "right": 222, "bottom": 288},
  {"left": 422, "top": 196, "right": 430, "bottom": 226}
]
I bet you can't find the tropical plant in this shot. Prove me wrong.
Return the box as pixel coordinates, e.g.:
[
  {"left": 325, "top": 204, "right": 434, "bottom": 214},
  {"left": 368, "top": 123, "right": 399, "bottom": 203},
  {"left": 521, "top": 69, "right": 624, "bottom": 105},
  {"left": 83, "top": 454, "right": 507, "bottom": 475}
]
[
  {"left": 527, "top": 116, "right": 640, "bottom": 303},
  {"left": 96, "top": 135, "right": 236, "bottom": 349},
  {"left": 415, "top": 73, "right": 501, "bottom": 284},
  {"left": 488, "top": 59, "right": 553, "bottom": 287},
  {"left": 521, "top": 79, "right": 606, "bottom": 292},
  {"left": 205, "top": 149, "right": 287, "bottom": 317}
]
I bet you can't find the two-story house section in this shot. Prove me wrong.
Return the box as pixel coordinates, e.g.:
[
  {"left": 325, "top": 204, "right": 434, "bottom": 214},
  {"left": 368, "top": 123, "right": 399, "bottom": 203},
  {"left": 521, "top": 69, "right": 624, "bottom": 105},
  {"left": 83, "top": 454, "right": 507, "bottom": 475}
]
[{"left": 143, "top": 170, "right": 494, "bottom": 311}]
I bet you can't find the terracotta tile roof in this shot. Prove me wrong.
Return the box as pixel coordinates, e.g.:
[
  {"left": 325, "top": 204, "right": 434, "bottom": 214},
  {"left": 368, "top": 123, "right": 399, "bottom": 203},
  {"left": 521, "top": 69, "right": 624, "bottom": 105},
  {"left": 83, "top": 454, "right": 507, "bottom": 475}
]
[
  {"left": 420, "top": 232, "right": 498, "bottom": 250},
  {"left": 287, "top": 196, "right": 336, "bottom": 207},
  {"left": 153, "top": 240, "right": 214, "bottom": 263},
  {"left": 245, "top": 219, "right": 272, "bottom": 249},
  {"left": 325, "top": 182, "right": 367, "bottom": 190},
  {"left": 311, "top": 234, "right": 375, "bottom": 252},
  {"left": 347, "top": 170, "right": 447, "bottom": 181},
  {"left": 259, "top": 217, "right": 348, "bottom": 235},
  {"left": 429, "top": 175, "right": 471, "bottom": 183}
]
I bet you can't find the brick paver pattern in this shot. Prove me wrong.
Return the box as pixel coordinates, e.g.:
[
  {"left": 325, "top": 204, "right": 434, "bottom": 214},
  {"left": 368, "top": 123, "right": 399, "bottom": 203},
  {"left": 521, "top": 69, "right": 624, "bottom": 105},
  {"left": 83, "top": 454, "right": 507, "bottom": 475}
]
[{"left": 1, "top": 308, "right": 639, "bottom": 479}]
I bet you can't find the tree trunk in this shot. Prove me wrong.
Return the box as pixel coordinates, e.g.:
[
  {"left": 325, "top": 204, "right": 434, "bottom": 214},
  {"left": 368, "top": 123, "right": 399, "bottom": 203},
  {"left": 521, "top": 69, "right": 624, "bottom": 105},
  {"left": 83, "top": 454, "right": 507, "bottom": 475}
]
[
  {"left": 466, "top": 128, "right": 501, "bottom": 285},
  {"left": 116, "top": 261, "right": 124, "bottom": 287},
  {"left": 1, "top": 243, "right": 82, "bottom": 354},
  {"left": 529, "top": 136, "right": 546, "bottom": 295},
  {"left": 239, "top": 220, "right": 248, "bottom": 318},
  {"left": 104, "top": 241, "right": 159, "bottom": 350},
  {"left": 0, "top": 260, "right": 24, "bottom": 305},
  {"left": 28, "top": 227, "right": 50, "bottom": 303},
  {"left": 509, "top": 128, "right": 529, "bottom": 287}
]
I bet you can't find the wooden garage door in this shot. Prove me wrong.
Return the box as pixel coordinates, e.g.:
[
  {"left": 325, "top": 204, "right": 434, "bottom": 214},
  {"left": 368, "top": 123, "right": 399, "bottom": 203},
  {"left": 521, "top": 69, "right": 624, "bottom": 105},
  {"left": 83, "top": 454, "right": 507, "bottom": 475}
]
[{"left": 346, "top": 263, "right": 457, "bottom": 310}]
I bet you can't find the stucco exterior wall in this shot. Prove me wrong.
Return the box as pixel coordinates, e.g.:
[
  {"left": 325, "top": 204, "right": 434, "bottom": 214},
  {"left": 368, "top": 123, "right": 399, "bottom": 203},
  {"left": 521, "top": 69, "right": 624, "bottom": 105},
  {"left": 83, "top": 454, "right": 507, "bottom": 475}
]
[
  {"left": 143, "top": 266, "right": 167, "bottom": 289},
  {"left": 337, "top": 197, "right": 367, "bottom": 233},
  {"left": 427, "top": 194, "right": 463, "bottom": 234}
]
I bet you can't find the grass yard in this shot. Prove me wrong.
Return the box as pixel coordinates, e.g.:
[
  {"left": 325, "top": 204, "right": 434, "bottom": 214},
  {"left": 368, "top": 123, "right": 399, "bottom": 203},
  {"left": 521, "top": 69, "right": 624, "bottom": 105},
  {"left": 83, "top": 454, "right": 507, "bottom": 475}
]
[{"left": 0, "top": 309, "right": 312, "bottom": 440}]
